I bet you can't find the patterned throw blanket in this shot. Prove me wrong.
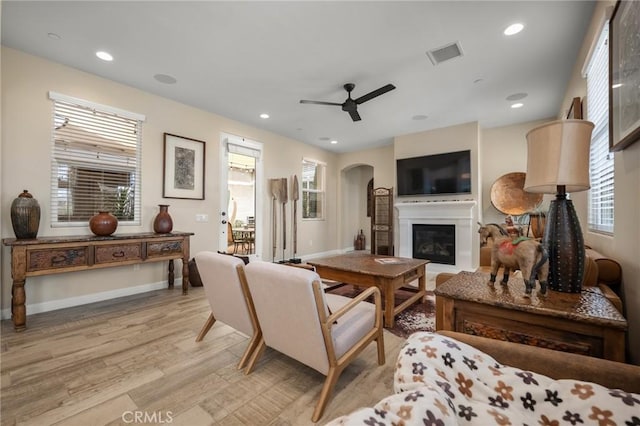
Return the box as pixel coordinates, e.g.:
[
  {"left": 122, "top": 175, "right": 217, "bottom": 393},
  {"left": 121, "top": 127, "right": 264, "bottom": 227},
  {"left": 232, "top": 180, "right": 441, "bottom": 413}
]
[{"left": 327, "top": 332, "right": 639, "bottom": 425}]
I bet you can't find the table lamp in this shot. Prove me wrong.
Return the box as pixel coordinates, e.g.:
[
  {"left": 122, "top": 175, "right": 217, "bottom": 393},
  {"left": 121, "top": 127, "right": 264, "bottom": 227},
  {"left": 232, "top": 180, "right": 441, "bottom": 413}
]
[{"left": 524, "top": 119, "right": 595, "bottom": 293}]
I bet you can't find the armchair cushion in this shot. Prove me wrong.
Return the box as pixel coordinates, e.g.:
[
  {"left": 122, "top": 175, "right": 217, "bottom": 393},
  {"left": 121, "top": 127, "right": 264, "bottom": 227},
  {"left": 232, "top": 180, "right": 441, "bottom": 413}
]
[{"left": 326, "top": 293, "right": 376, "bottom": 359}]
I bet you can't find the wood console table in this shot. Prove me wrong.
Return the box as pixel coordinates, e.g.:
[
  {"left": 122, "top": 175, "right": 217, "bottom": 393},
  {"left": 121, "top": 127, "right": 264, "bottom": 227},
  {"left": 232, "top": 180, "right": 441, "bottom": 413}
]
[
  {"left": 435, "top": 271, "right": 627, "bottom": 361},
  {"left": 2, "top": 231, "right": 193, "bottom": 331}
]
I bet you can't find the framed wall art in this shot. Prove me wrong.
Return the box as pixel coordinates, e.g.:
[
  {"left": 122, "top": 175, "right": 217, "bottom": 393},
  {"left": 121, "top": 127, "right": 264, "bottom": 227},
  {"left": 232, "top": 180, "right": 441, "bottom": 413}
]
[
  {"left": 163, "top": 133, "right": 206, "bottom": 199},
  {"left": 609, "top": 0, "right": 640, "bottom": 151},
  {"left": 566, "top": 97, "right": 583, "bottom": 119}
]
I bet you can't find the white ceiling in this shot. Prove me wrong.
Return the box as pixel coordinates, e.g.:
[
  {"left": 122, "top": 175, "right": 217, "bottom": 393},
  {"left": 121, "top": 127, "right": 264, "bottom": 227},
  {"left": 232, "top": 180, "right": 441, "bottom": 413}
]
[{"left": 1, "top": 1, "right": 595, "bottom": 153}]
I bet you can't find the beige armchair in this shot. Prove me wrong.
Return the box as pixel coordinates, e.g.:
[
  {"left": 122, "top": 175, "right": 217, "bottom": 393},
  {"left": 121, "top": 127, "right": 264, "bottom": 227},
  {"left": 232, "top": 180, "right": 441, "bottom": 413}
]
[
  {"left": 193, "top": 251, "right": 261, "bottom": 372},
  {"left": 243, "top": 261, "right": 385, "bottom": 422}
]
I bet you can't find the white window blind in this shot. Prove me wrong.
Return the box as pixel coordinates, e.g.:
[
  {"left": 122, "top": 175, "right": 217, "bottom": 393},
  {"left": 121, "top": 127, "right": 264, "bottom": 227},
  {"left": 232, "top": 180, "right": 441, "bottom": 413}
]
[
  {"left": 585, "top": 26, "right": 614, "bottom": 234},
  {"left": 302, "top": 158, "right": 325, "bottom": 219},
  {"left": 227, "top": 141, "right": 261, "bottom": 159},
  {"left": 49, "top": 92, "right": 144, "bottom": 226}
]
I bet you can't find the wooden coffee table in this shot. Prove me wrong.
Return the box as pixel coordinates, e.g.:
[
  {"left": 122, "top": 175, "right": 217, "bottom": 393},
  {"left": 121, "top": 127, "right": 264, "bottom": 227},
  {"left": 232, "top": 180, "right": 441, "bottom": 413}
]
[
  {"left": 435, "top": 271, "right": 628, "bottom": 361},
  {"left": 307, "top": 252, "right": 428, "bottom": 328}
]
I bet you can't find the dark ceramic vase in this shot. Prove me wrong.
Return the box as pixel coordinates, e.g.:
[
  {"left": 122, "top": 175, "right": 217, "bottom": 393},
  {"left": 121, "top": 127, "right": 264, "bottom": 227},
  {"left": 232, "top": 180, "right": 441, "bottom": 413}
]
[
  {"left": 89, "top": 211, "right": 118, "bottom": 236},
  {"left": 11, "top": 189, "right": 41, "bottom": 239},
  {"left": 153, "top": 204, "right": 173, "bottom": 233}
]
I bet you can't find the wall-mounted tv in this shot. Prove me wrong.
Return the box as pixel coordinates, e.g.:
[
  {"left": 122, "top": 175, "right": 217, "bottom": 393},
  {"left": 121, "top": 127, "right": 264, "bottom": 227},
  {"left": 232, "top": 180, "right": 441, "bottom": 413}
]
[{"left": 396, "top": 150, "right": 471, "bottom": 196}]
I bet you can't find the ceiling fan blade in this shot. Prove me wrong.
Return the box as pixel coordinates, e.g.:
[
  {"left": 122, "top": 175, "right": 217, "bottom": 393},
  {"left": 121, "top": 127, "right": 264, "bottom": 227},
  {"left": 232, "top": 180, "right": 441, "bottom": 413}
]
[
  {"left": 355, "top": 84, "right": 396, "bottom": 104},
  {"left": 299, "top": 100, "right": 343, "bottom": 106},
  {"left": 348, "top": 109, "right": 362, "bottom": 122}
]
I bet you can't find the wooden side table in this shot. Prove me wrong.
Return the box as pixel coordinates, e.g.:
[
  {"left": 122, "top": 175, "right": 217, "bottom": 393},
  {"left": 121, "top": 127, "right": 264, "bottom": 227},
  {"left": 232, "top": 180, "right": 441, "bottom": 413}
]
[{"left": 435, "top": 271, "right": 627, "bottom": 362}]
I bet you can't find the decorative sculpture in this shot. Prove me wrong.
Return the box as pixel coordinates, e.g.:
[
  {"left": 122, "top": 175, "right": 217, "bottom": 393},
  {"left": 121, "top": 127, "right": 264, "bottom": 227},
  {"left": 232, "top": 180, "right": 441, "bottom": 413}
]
[{"left": 478, "top": 222, "right": 549, "bottom": 297}]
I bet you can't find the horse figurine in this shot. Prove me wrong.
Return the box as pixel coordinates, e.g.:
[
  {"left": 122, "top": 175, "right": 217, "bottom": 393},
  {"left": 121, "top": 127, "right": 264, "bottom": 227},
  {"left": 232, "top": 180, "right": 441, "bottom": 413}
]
[{"left": 478, "top": 222, "right": 549, "bottom": 297}]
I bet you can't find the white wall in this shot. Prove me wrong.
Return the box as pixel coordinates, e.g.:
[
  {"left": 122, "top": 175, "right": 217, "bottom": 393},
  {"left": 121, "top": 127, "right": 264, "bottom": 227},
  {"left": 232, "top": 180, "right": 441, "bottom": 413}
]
[
  {"left": 338, "top": 144, "right": 394, "bottom": 188},
  {"left": 1, "top": 47, "right": 338, "bottom": 313}
]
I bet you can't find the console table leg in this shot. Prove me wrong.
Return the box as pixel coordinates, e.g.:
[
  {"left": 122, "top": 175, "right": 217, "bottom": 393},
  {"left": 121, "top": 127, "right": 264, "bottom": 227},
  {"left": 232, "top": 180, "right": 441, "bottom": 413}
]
[
  {"left": 168, "top": 259, "right": 175, "bottom": 289},
  {"left": 182, "top": 256, "right": 190, "bottom": 295},
  {"left": 12, "top": 280, "right": 27, "bottom": 331}
]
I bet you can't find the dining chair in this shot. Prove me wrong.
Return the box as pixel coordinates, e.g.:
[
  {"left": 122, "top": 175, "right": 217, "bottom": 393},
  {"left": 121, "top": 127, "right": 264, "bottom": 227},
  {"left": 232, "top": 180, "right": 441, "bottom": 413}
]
[
  {"left": 243, "top": 261, "right": 385, "bottom": 422},
  {"left": 194, "top": 251, "right": 261, "bottom": 371},
  {"left": 227, "top": 221, "right": 248, "bottom": 254}
]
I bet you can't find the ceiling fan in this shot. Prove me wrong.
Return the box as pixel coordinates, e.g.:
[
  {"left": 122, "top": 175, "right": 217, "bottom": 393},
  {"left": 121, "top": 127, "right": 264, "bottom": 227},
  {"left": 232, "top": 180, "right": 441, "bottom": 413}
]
[{"left": 299, "top": 83, "right": 396, "bottom": 122}]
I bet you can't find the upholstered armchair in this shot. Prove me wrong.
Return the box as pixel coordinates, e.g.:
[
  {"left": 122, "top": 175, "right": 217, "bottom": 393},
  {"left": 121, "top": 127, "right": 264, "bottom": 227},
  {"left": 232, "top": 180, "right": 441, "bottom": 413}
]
[
  {"left": 193, "top": 251, "right": 261, "bottom": 371},
  {"left": 243, "top": 261, "right": 385, "bottom": 422}
]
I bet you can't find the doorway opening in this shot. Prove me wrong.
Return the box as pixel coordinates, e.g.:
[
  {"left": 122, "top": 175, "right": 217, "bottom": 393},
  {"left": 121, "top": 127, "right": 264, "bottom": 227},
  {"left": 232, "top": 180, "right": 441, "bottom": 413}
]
[
  {"left": 228, "top": 153, "right": 256, "bottom": 254},
  {"left": 219, "top": 134, "right": 263, "bottom": 259}
]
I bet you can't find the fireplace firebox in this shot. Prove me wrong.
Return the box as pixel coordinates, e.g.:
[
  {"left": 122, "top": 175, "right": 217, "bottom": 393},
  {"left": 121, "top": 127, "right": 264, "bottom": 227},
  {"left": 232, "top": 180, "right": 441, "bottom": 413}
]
[{"left": 412, "top": 224, "right": 455, "bottom": 265}]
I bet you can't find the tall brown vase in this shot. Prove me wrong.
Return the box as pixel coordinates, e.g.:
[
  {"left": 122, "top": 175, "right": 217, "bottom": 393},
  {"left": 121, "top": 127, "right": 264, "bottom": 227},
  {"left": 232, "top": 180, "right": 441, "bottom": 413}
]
[
  {"left": 11, "top": 189, "right": 41, "bottom": 239},
  {"left": 153, "top": 204, "right": 173, "bottom": 233},
  {"left": 89, "top": 211, "right": 118, "bottom": 236}
]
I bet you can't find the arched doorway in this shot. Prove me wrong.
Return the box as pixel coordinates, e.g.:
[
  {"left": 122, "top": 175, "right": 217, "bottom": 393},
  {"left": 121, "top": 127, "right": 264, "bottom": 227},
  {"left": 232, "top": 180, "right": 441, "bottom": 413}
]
[{"left": 340, "top": 164, "right": 374, "bottom": 251}]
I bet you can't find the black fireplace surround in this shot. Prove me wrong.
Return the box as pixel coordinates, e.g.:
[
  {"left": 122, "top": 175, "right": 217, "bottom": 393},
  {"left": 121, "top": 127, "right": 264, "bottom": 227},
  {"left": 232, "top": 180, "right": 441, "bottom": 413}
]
[{"left": 412, "top": 224, "right": 455, "bottom": 265}]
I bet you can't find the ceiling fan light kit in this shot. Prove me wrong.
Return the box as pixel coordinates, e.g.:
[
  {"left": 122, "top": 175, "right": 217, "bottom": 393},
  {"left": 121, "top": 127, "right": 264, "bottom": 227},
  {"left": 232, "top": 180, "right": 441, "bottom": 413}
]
[{"left": 300, "top": 82, "right": 396, "bottom": 122}]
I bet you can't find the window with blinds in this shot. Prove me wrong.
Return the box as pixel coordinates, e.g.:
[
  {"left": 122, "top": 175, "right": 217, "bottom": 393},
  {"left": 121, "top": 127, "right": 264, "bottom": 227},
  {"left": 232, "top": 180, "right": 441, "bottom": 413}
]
[
  {"left": 585, "top": 25, "right": 614, "bottom": 234},
  {"left": 49, "top": 92, "right": 144, "bottom": 226},
  {"left": 301, "top": 158, "right": 325, "bottom": 219}
]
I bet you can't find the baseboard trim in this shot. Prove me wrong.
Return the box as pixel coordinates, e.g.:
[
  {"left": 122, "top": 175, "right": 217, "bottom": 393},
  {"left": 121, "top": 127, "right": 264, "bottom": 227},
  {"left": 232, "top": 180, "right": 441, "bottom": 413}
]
[{"left": 0, "top": 280, "right": 180, "bottom": 320}]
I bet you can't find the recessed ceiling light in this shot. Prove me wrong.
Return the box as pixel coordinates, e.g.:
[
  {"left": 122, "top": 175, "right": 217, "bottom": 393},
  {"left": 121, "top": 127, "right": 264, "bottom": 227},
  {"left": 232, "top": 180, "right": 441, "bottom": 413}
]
[
  {"left": 612, "top": 83, "right": 623, "bottom": 89},
  {"left": 511, "top": 103, "right": 524, "bottom": 109},
  {"left": 260, "top": 113, "right": 269, "bottom": 119},
  {"left": 504, "top": 23, "right": 524, "bottom": 36},
  {"left": 153, "top": 74, "right": 177, "bottom": 84},
  {"left": 412, "top": 114, "right": 428, "bottom": 121},
  {"left": 95, "top": 51, "right": 113, "bottom": 61},
  {"left": 47, "top": 32, "right": 61, "bottom": 40},
  {"left": 506, "top": 92, "right": 528, "bottom": 101},
  {"left": 330, "top": 140, "right": 338, "bottom": 144}
]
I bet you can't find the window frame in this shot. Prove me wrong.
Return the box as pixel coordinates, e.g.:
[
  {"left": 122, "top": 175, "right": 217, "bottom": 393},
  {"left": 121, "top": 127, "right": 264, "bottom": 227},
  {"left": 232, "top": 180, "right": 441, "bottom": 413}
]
[
  {"left": 49, "top": 92, "right": 145, "bottom": 227},
  {"left": 583, "top": 20, "right": 614, "bottom": 235},
  {"left": 301, "top": 157, "right": 326, "bottom": 220}
]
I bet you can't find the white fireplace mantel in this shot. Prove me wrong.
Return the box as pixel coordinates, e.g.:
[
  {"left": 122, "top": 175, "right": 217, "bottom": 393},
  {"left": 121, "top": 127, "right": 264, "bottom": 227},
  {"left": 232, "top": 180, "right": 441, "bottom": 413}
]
[{"left": 395, "top": 200, "right": 479, "bottom": 273}]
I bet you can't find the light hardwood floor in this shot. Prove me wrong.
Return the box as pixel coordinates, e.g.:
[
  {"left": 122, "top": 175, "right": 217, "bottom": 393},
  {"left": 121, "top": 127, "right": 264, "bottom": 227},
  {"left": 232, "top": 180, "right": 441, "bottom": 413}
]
[{"left": 1, "top": 287, "right": 405, "bottom": 425}]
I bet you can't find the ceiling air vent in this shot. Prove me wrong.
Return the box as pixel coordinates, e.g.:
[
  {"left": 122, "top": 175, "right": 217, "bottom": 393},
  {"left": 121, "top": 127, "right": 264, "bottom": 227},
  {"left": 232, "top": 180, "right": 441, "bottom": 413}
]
[{"left": 426, "top": 41, "right": 464, "bottom": 65}]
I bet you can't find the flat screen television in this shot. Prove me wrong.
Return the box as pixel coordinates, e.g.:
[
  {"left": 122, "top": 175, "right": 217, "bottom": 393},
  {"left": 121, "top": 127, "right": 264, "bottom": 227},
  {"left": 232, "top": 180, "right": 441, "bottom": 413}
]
[{"left": 396, "top": 150, "right": 471, "bottom": 196}]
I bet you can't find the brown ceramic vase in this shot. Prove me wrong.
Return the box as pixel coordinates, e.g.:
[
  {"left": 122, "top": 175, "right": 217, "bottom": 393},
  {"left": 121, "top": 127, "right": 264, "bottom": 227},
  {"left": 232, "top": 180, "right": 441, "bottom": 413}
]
[
  {"left": 89, "top": 211, "right": 118, "bottom": 236},
  {"left": 153, "top": 204, "right": 173, "bottom": 233},
  {"left": 11, "top": 189, "right": 41, "bottom": 239}
]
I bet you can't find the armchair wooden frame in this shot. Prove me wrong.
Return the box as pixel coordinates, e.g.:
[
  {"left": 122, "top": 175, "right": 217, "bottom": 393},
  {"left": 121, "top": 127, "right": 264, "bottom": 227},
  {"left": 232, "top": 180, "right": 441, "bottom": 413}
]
[
  {"left": 195, "top": 261, "right": 262, "bottom": 372},
  {"left": 245, "top": 281, "right": 385, "bottom": 422}
]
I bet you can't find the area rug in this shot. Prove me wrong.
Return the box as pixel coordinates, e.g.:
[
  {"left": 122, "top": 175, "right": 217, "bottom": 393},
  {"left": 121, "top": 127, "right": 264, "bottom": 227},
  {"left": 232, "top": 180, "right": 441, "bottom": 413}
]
[{"left": 326, "top": 284, "right": 436, "bottom": 338}]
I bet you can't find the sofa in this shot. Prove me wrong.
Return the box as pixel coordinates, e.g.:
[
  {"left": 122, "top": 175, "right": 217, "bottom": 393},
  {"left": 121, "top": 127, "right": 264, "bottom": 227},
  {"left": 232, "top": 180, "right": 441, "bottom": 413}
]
[{"left": 326, "top": 331, "right": 640, "bottom": 425}]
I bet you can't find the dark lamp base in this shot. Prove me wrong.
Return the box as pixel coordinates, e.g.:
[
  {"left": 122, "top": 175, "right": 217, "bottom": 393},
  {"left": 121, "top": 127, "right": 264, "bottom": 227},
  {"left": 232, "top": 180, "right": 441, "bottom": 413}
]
[{"left": 543, "top": 194, "right": 584, "bottom": 293}]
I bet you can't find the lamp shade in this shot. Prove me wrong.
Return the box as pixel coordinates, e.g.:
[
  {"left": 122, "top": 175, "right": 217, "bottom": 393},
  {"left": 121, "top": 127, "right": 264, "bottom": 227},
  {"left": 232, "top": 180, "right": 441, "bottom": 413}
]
[{"left": 524, "top": 119, "right": 594, "bottom": 194}]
